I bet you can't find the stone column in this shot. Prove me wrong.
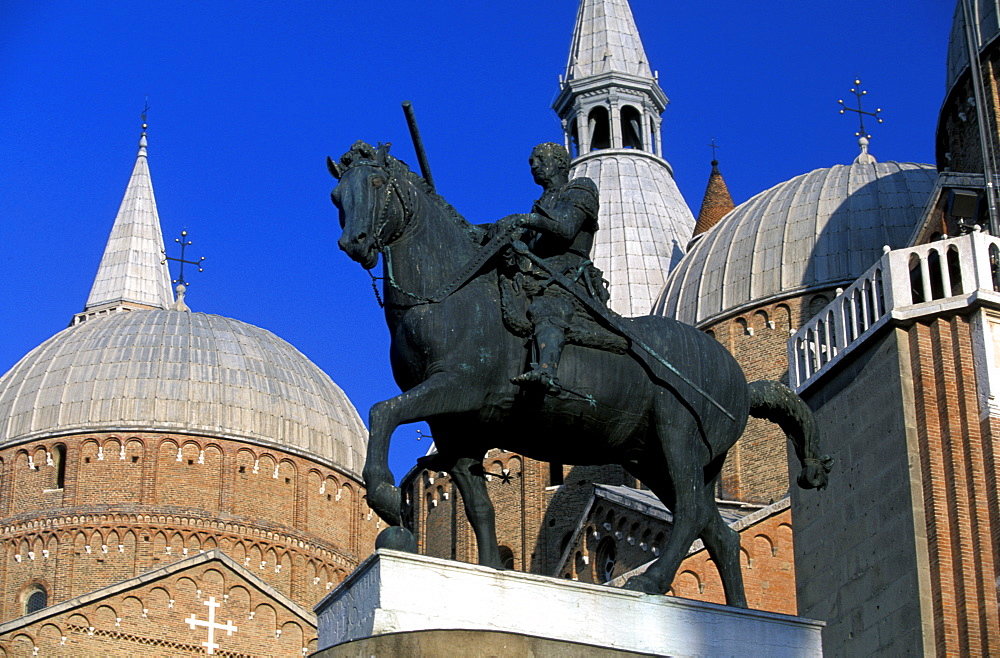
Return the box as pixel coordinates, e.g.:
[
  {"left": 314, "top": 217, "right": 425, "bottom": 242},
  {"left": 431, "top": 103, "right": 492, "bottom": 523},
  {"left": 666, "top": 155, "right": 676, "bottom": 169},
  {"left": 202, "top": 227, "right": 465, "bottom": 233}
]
[
  {"left": 609, "top": 97, "right": 621, "bottom": 149},
  {"left": 577, "top": 110, "right": 590, "bottom": 154},
  {"left": 642, "top": 106, "right": 653, "bottom": 152}
]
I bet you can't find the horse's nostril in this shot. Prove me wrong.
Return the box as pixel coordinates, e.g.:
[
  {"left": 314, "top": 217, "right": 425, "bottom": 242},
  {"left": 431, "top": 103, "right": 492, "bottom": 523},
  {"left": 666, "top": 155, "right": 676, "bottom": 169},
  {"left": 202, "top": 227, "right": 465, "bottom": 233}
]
[{"left": 355, "top": 232, "right": 367, "bottom": 244}]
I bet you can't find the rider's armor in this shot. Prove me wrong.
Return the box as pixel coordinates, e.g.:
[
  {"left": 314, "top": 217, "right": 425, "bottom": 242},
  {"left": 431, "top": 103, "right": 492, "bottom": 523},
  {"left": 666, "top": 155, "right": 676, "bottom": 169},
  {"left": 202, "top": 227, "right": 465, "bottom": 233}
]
[{"left": 510, "top": 175, "right": 610, "bottom": 393}]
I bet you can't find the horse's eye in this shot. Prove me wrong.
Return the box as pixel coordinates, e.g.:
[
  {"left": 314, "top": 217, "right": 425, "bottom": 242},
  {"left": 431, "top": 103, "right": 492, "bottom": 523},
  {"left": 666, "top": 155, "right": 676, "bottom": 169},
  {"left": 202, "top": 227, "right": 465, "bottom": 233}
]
[{"left": 372, "top": 177, "right": 385, "bottom": 188}]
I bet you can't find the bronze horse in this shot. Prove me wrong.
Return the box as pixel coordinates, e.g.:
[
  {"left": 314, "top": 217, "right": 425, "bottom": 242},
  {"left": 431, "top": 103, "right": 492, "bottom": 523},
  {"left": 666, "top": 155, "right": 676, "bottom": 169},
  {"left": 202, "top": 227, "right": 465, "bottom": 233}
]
[{"left": 329, "top": 141, "right": 829, "bottom": 607}]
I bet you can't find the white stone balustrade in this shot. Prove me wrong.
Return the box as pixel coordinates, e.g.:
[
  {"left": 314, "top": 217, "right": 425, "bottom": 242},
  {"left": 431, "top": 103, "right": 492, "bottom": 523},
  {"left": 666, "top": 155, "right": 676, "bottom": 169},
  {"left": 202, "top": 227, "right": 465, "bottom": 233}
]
[{"left": 790, "top": 229, "right": 1000, "bottom": 391}]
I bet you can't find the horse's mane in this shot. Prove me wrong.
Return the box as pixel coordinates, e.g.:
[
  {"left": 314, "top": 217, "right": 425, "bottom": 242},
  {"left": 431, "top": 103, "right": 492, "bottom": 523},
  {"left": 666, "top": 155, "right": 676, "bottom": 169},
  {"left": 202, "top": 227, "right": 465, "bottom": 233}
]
[{"left": 338, "top": 141, "right": 483, "bottom": 244}]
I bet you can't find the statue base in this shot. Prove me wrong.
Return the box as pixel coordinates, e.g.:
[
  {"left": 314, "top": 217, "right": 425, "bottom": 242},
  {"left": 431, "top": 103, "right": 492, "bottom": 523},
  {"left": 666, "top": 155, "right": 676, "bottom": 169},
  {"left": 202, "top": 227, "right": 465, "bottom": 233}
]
[{"left": 314, "top": 550, "right": 823, "bottom": 656}]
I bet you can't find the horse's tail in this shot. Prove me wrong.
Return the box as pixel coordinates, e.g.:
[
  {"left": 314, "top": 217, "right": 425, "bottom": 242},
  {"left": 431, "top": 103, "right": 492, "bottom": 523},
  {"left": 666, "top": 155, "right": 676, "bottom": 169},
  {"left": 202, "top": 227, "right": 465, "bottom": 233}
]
[{"left": 748, "top": 380, "right": 832, "bottom": 490}]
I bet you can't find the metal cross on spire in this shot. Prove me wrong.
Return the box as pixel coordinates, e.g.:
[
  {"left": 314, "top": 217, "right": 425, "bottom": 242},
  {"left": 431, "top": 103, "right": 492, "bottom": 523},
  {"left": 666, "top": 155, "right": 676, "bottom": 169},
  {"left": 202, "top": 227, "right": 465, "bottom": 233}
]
[
  {"left": 161, "top": 230, "right": 206, "bottom": 286},
  {"left": 838, "top": 78, "right": 883, "bottom": 139},
  {"left": 708, "top": 138, "right": 721, "bottom": 163},
  {"left": 141, "top": 96, "right": 150, "bottom": 132}
]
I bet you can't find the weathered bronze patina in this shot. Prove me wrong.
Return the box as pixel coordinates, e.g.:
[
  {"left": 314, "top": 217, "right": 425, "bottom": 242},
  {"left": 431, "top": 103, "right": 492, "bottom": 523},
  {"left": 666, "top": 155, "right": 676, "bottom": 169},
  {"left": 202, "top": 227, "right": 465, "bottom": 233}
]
[{"left": 328, "top": 140, "right": 830, "bottom": 607}]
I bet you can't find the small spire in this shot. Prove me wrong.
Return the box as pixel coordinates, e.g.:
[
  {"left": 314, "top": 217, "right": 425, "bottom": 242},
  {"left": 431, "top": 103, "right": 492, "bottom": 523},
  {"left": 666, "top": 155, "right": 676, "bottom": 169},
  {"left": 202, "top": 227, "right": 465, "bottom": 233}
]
[
  {"left": 73, "top": 109, "right": 173, "bottom": 325},
  {"left": 693, "top": 158, "right": 735, "bottom": 236}
]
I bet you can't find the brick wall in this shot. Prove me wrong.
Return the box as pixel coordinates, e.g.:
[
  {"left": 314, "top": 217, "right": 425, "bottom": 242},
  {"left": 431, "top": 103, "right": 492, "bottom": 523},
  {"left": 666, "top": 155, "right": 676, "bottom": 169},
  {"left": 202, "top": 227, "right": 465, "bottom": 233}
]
[
  {"left": 796, "top": 314, "right": 1000, "bottom": 654},
  {"left": 906, "top": 315, "right": 1000, "bottom": 655},
  {"left": 0, "top": 432, "right": 378, "bottom": 623},
  {"left": 706, "top": 294, "right": 830, "bottom": 504}
]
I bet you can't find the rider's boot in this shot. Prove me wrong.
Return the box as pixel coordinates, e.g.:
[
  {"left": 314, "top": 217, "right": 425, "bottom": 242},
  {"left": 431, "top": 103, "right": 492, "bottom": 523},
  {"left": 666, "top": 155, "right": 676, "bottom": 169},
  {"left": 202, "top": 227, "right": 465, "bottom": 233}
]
[{"left": 512, "top": 321, "right": 565, "bottom": 394}]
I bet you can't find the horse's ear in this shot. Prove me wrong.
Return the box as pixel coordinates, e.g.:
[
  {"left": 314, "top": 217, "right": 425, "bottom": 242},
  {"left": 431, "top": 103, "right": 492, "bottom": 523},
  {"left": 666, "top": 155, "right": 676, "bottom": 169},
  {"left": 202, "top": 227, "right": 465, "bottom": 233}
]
[
  {"left": 327, "top": 156, "right": 343, "bottom": 180},
  {"left": 376, "top": 142, "right": 391, "bottom": 166}
]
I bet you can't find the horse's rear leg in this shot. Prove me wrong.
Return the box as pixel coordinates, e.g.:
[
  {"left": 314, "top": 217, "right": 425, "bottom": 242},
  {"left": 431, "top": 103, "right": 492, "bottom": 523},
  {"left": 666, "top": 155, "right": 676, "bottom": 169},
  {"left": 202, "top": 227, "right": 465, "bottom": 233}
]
[
  {"left": 700, "top": 503, "right": 747, "bottom": 607},
  {"left": 448, "top": 455, "right": 504, "bottom": 569},
  {"left": 624, "top": 416, "right": 712, "bottom": 596}
]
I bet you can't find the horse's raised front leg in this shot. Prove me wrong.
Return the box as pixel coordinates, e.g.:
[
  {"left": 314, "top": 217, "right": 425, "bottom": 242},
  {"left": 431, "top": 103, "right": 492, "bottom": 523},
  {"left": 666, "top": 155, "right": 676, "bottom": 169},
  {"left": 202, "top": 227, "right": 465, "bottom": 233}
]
[
  {"left": 363, "top": 373, "right": 480, "bottom": 527},
  {"left": 448, "top": 455, "right": 503, "bottom": 569}
]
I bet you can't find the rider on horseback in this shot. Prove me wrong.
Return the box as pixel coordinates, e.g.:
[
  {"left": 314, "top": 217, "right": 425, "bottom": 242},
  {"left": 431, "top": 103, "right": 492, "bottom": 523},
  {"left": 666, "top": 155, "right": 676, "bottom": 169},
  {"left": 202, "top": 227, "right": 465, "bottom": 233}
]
[{"left": 502, "top": 142, "right": 610, "bottom": 394}]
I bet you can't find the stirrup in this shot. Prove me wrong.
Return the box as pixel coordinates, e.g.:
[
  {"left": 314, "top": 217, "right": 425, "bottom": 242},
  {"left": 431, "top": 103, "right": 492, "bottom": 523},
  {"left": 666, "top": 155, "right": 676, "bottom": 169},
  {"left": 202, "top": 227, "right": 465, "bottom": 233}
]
[{"left": 511, "top": 369, "right": 561, "bottom": 395}]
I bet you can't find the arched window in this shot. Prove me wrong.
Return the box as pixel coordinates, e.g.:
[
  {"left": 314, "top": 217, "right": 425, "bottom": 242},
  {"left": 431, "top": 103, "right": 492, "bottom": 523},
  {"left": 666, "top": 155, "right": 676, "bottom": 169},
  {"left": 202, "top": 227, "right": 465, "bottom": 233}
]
[
  {"left": 588, "top": 106, "right": 610, "bottom": 150},
  {"left": 991, "top": 244, "right": 1000, "bottom": 292},
  {"left": 596, "top": 537, "right": 616, "bottom": 583},
  {"left": 498, "top": 545, "right": 515, "bottom": 570},
  {"left": 52, "top": 444, "right": 66, "bottom": 489},
  {"left": 909, "top": 252, "right": 925, "bottom": 304},
  {"left": 947, "top": 245, "right": 963, "bottom": 296},
  {"left": 927, "top": 249, "right": 944, "bottom": 300},
  {"left": 570, "top": 121, "right": 580, "bottom": 158},
  {"left": 620, "top": 105, "right": 643, "bottom": 149},
  {"left": 23, "top": 584, "right": 47, "bottom": 615}
]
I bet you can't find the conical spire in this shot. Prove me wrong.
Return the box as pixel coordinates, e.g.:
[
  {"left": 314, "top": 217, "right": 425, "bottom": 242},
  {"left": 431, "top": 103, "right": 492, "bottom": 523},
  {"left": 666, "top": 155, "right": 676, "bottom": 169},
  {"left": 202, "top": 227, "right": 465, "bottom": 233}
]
[
  {"left": 564, "top": 0, "right": 653, "bottom": 81},
  {"left": 693, "top": 160, "right": 735, "bottom": 236},
  {"left": 73, "top": 130, "right": 173, "bottom": 325}
]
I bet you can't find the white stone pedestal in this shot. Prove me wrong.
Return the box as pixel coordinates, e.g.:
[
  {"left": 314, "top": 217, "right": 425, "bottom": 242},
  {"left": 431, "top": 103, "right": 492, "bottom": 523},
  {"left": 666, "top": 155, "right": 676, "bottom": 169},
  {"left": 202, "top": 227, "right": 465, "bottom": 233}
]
[{"left": 315, "top": 550, "right": 823, "bottom": 656}]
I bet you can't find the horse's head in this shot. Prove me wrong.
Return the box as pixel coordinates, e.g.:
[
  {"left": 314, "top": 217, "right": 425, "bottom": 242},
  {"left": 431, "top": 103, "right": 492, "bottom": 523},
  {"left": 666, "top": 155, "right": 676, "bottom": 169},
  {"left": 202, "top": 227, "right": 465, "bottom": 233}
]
[{"left": 328, "top": 141, "right": 412, "bottom": 270}]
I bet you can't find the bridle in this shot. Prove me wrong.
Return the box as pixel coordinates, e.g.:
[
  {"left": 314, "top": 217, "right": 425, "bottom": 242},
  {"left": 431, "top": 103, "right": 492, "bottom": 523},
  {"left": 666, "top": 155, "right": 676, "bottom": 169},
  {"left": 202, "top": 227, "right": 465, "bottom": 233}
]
[{"left": 356, "top": 161, "right": 415, "bottom": 251}]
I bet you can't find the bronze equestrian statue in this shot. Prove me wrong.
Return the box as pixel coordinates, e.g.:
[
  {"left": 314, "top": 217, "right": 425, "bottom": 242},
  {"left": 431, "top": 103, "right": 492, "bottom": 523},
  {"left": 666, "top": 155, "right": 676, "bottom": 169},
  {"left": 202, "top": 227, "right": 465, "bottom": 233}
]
[{"left": 328, "top": 140, "right": 830, "bottom": 608}]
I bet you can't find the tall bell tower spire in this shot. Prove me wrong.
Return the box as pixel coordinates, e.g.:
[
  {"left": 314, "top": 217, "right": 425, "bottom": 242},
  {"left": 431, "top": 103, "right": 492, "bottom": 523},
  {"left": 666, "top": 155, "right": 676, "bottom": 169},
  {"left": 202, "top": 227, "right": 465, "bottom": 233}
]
[
  {"left": 553, "top": 0, "right": 695, "bottom": 317},
  {"left": 73, "top": 114, "right": 173, "bottom": 325},
  {"left": 555, "top": 0, "right": 668, "bottom": 156}
]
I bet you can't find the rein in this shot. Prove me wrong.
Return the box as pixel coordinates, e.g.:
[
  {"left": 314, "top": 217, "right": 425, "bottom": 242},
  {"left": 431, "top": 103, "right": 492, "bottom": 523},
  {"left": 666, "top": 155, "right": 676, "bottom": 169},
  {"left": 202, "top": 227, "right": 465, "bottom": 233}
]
[
  {"left": 378, "top": 224, "right": 522, "bottom": 307},
  {"left": 357, "top": 164, "right": 522, "bottom": 308}
]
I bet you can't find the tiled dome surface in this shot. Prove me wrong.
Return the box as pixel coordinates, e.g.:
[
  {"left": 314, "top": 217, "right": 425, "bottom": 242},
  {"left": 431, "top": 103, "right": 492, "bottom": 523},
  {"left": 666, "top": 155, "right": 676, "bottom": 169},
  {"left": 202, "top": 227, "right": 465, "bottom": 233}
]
[
  {"left": 654, "top": 161, "right": 937, "bottom": 327},
  {"left": 0, "top": 310, "right": 367, "bottom": 476}
]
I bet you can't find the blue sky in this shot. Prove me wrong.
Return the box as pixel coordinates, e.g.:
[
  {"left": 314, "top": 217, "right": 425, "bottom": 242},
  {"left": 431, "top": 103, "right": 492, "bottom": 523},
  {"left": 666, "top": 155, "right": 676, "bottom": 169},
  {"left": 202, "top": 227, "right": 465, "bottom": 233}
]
[{"left": 1, "top": 1, "right": 953, "bottom": 480}]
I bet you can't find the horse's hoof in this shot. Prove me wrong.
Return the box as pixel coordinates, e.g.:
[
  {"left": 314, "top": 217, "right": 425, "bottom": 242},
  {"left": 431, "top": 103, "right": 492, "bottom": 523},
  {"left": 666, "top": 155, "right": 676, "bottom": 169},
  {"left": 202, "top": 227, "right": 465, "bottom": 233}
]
[
  {"left": 375, "top": 526, "right": 417, "bottom": 553},
  {"left": 623, "top": 574, "right": 661, "bottom": 595}
]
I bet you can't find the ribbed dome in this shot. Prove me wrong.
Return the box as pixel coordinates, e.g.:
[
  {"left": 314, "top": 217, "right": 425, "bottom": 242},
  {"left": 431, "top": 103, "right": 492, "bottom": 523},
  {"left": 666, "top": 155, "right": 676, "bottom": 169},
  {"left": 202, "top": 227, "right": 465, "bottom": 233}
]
[
  {"left": 573, "top": 149, "right": 694, "bottom": 317},
  {"left": 653, "top": 161, "right": 937, "bottom": 327},
  {"left": 945, "top": 0, "right": 999, "bottom": 96},
  {"left": 0, "top": 310, "right": 367, "bottom": 477}
]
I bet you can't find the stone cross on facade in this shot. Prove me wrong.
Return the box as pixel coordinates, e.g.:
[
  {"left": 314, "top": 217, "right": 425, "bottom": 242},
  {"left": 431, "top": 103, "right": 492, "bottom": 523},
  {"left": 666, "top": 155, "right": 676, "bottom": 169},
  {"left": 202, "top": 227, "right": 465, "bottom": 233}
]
[
  {"left": 838, "top": 78, "right": 883, "bottom": 139},
  {"left": 185, "top": 596, "right": 237, "bottom": 655}
]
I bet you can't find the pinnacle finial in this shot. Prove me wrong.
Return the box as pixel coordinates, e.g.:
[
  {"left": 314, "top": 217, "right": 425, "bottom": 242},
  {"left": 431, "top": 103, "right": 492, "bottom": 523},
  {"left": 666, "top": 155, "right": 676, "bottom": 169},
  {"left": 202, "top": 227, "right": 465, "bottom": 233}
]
[
  {"left": 854, "top": 136, "right": 877, "bottom": 164},
  {"left": 138, "top": 97, "right": 150, "bottom": 156}
]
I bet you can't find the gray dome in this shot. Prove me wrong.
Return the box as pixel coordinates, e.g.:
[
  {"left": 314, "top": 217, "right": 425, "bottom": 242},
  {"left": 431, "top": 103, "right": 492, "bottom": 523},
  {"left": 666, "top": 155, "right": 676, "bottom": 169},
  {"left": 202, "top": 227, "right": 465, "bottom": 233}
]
[
  {"left": 573, "top": 149, "right": 694, "bottom": 317},
  {"left": 654, "top": 161, "right": 937, "bottom": 327},
  {"left": 946, "top": 0, "right": 1000, "bottom": 96},
  {"left": 0, "top": 310, "right": 367, "bottom": 477}
]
